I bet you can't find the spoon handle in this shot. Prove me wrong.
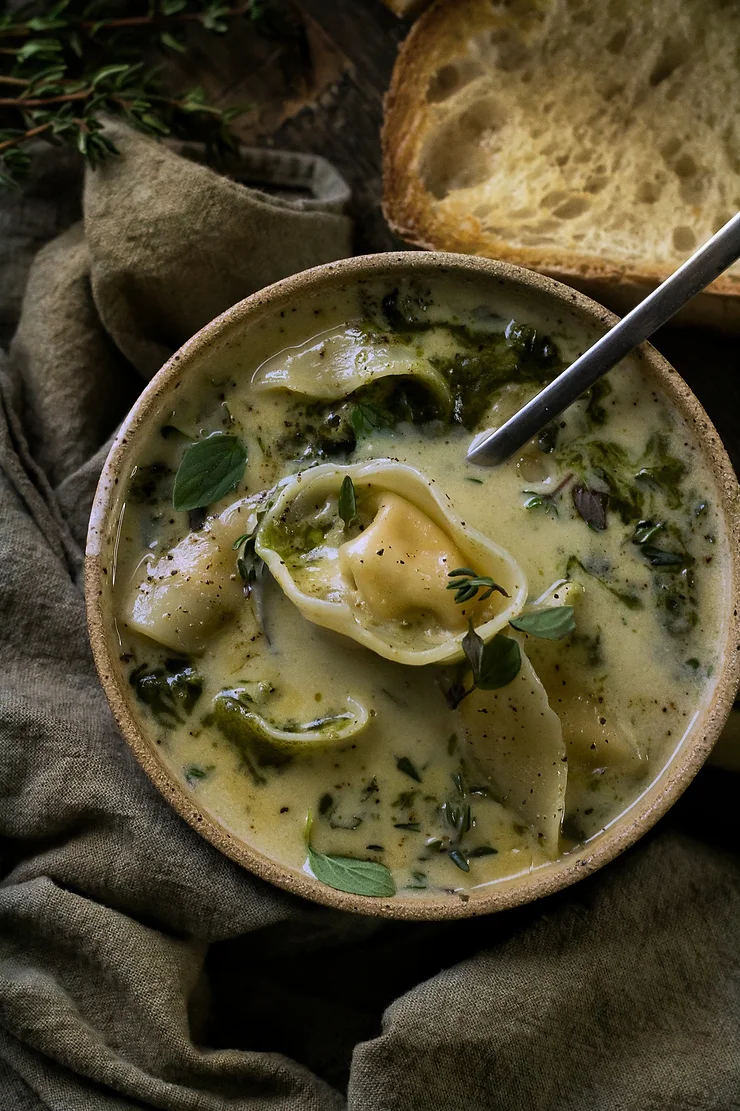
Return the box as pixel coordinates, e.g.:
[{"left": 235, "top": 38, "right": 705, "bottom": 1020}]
[{"left": 466, "top": 210, "right": 740, "bottom": 466}]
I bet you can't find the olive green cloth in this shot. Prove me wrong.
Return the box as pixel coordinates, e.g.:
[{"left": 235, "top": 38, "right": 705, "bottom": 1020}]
[{"left": 1, "top": 122, "right": 739, "bottom": 1111}]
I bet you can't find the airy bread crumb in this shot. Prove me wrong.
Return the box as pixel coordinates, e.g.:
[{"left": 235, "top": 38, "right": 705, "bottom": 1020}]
[{"left": 383, "top": 0, "right": 740, "bottom": 328}]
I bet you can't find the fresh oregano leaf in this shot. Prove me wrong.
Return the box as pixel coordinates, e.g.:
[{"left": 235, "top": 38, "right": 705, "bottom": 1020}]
[
  {"left": 307, "top": 847, "right": 396, "bottom": 896},
  {"left": 509, "top": 605, "right": 576, "bottom": 640},
  {"left": 478, "top": 634, "right": 522, "bottom": 690},
  {"left": 173, "top": 433, "right": 247, "bottom": 511},
  {"left": 462, "top": 624, "right": 521, "bottom": 691},
  {"left": 461, "top": 622, "right": 484, "bottom": 682},
  {"left": 338, "top": 475, "right": 357, "bottom": 527},
  {"left": 572, "top": 484, "right": 608, "bottom": 530},
  {"left": 305, "top": 814, "right": 395, "bottom": 898}
]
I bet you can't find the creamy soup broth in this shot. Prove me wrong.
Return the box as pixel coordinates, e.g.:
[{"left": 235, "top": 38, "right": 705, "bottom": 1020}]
[{"left": 111, "top": 275, "right": 730, "bottom": 902}]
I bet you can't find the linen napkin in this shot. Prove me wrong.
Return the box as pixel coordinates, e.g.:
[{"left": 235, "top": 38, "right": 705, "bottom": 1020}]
[{"left": 0, "top": 121, "right": 738, "bottom": 1111}]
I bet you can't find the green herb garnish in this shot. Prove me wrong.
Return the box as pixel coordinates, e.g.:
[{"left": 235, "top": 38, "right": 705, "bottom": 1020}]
[
  {"left": 184, "top": 763, "right": 214, "bottom": 785},
  {"left": 566, "top": 556, "right": 644, "bottom": 611},
  {"left": 338, "top": 475, "right": 357, "bottom": 527},
  {"left": 632, "top": 520, "right": 663, "bottom": 545},
  {"left": 236, "top": 533, "right": 264, "bottom": 594},
  {"left": 0, "top": 2, "right": 256, "bottom": 189},
  {"left": 396, "top": 756, "right": 422, "bottom": 782},
  {"left": 523, "top": 491, "right": 559, "bottom": 516},
  {"left": 172, "top": 433, "right": 247, "bottom": 511},
  {"left": 509, "top": 606, "right": 576, "bottom": 640},
  {"left": 447, "top": 568, "right": 509, "bottom": 604},
  {"left": 305, "top": 814, "right": 395, "bottom": 898},
  {"left": 462, "top": 624, "right": 521, "bottom": 692},
  {"left": 572, "top": 483, "right": 608, "bottom": 530},
  {"left": 130, "top": 657, "right": 203, "bottom": 727},
  {"left": 351, "top": 401, "right": 396, "bottom": 437},
  {"left": 640, "top": 546, "right": 687, "bottom": 568}
]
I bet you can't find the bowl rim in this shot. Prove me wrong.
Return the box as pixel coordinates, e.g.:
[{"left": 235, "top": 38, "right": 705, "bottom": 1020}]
[{"left": 85, "top": 250, "right": 740, "bottom": 921}]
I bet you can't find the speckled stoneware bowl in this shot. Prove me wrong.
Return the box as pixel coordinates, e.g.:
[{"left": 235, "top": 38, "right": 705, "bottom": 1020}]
[{"left": 86, "top": 253, "right": 740, "bottom": 920}]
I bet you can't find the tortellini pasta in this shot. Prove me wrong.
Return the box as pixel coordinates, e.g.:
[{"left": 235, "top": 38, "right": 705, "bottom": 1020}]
[
  {"left": 252, "top": 325, "right": 452, "bottom": 416},
  {"left": 123, "top": 495, "right": 260, "bottom": 653},
  {"left": 213, "top": 688, "right": 369, "bottom": 753},
  {"left": 520, "top": 580, "right": 644, "bottom": 772},
  {"left": 460, "top": 647, "right": 567, "bottom": 855},
  {"left": 255, "top": 460, "right": 527, "bottom": 665}
]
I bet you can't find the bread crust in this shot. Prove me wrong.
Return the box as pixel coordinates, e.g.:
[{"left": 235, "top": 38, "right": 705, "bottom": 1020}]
[{"left": 382, "top": 0, "right": 740, "bottom": 327}]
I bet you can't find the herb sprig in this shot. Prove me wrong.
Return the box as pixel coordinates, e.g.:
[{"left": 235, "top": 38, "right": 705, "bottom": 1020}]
[
  {"left": 446, "top": 568, "right": 508, "bottom": 605},
  {"left": 0, "top": 0, "right": 261, "bottom": 187}
]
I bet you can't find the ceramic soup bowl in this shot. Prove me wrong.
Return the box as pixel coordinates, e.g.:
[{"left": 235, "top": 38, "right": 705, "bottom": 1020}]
[{"left": 86, "top": 253, "right": 740, "bottom": 920}]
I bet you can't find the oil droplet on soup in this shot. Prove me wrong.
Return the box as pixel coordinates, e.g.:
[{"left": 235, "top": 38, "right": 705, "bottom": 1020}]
[{"left": 113, "top": 278, "right": 730, "bottom": 902}]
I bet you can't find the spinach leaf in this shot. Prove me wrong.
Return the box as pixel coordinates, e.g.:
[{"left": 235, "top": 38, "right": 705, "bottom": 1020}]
[
  {"left": 631, "top": 519, "right": 690, "bottom": 569},
  {"left": 564, "top": 440, "right": 643, "bottom": 523},
  {"left": 351, "top": 401, "right": 396, "bottom": 437},
  {"left": 635, "top": 435, "right": 686, "bottom": 509},
  {"left": 130, "top": 658, "right": 203, "bottom": 727},
  {"left": 129, "top": 461, "right": 173, "bottom": 506},
  {"left": 510, "top": 605, "right": 576, "bottom": 640},
  {"left": 172, "top": 433, "right": 247, "bottom": 511},
  {"left": 566, "top": 556, "right": 644, "bottom": 610}
]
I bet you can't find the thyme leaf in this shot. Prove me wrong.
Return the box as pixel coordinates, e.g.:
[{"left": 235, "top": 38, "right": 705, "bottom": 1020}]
[{"left": 396, "top": 756, "right": 422, "bottom": 782}]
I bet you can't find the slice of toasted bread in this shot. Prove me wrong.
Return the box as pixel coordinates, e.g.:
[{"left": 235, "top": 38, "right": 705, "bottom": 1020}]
[{"left": 383, "top": 0, "right": 740, "bottom": 328}]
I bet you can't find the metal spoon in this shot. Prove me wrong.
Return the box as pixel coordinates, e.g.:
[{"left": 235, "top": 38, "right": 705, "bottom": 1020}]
[{"left": 466, "top": 211, "right": 740, "bottom": 467}]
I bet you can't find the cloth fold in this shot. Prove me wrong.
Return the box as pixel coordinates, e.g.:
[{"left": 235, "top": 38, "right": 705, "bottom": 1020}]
[{"left": 0, "top": 123, "right": 738, "bottom": 1111}]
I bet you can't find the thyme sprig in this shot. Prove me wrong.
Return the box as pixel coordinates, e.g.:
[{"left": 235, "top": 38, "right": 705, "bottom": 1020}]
[
  {"left": 446, "top": 567, "right": 509, "bottom": 604},
  {"left": 0, "top": 0, "right": 264, "bottom": 186}
]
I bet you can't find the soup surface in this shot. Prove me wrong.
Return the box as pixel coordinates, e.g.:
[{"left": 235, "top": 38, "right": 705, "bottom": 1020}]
[{"left": 111, "top": 275, "right": 729, "bottom": 904}]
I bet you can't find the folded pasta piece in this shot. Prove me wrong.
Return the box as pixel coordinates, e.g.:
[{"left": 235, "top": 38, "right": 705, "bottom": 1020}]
[
  {"left": 252, "top": 324, "right": 452, "bottom": 415},
  {"left": 213, "top": 688, "right": 369, "bottom": 754},
  {"left": 521, "top": 580, "right": 644, "bottom": 771},
  {"left": 459, "top": 646, "right": 567, "bottom": 855},
  {"left": 123, "top": 497, "right": 260, "bottom": 653},
  {"left": 256, "top": 461, "right": 526, "bottom": 665}
]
